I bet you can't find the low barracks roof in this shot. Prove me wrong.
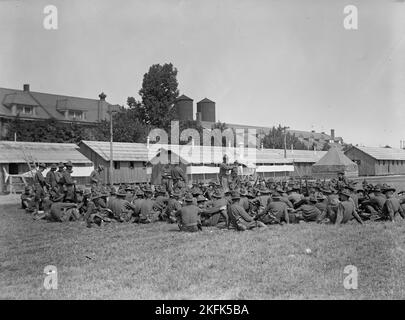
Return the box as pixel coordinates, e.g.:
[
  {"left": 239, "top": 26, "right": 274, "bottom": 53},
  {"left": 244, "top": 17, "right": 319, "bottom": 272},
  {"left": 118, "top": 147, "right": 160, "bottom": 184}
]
[
  {"left": 348, "top": 146, "right": 405, "bottom": 161},
  {"left": 80, "top": 141, "right": 323, "bottom": 164},
  {"left": 0, "top": 141, "right": 92, "bottom": 164}
]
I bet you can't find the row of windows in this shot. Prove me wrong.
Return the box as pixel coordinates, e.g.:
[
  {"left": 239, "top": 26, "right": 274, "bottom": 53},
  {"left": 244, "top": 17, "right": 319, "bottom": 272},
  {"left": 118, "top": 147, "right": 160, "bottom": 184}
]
[
  {"left": 354, "top": 159, "right": 405, "bottom": 166},
  {"left": 14, "top": 104, "right": 86, "bottom": 120},
  {"left": 379, "top": 160, "right": 405, "bottom": 166},
  {"left": 114, "top": 161, "right": 135, "bottom": 170}
]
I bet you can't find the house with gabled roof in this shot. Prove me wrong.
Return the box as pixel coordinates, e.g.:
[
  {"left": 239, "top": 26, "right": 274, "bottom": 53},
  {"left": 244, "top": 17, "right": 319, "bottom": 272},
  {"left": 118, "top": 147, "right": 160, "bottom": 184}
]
[{"left": 0, "top": 84, "right": 120, "bottom": 138}]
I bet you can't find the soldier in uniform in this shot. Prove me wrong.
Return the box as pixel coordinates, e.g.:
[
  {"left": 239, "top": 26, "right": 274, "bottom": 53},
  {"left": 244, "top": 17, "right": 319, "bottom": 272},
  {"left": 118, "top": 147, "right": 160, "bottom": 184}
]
[
  {"left": 48, "top": 202, "right": 80, "bottom": 222},
  {"left": 161, "top": 163, "right": 173, "bottom": 193},
  {"left": 362, "top": 185, "right": 386, "bottom": 219},
  {"left": 33, "top": 163, "right": 48, "bottom": 215},
  {"left": 230, "top": 160, "right": 240, "bottom": 185},
  {"left": 335, "top": 189, "right": 363, "bottom": 225},
  {"left": 108, "top": 191, "right": 133, "bottom": 222},
  {"left": 90, "top": 164, "right": 104, "bottom": 192},
  {"left": 175, "top": 193, "right": 202, "bottom": 232},
  {"left": 254, "top": 186, "right": 272, "bottom": 208},
  {"left": 295, "top": 196, "right": 321, "bottom": 222},
  {"left": 124, "top": 185, "right": 134, "bottom": 203},
  {"left": 218, "top": 155, "right": 233, "bottom": 193},
  {"left": 287, "top": 186, "right": 303, "bottom": 205},
  {"left": 137, "top": 187, "right": 157, "bottom": 223},
  {"left": 21, "top": 185, "right": 34, "bottom": 212},
  {"left": 238, "top": 188, "right": 250, "bottom": 211},
  {"left": 46, "top": 164, "right": 59, "bottom": 190},
  {"left": 55, "top": 162, "right": 65, "bottom": 194},
  {"left": 228, "top": 191, "right": 266, "bottom": 231},
  {"left": 200, "top": 190, "right": 229, "bottom": 228},
  {"left": 85, "top": 193, "right": 112, "bottom": 227},
  {"left": 381, "top": 186, "right": 405, "bottom": 222},
  {"left": 171, "top": 163, "right": 187, "bottom": 191},
  {"left": 164, "top": 191, "right": 181, "bottom": 223},
  {"left": 62, "top": 161, "right": 77, "bottom": 203},
  {"left": 259, "top": 193, "right": 290, "bottom": 224}
]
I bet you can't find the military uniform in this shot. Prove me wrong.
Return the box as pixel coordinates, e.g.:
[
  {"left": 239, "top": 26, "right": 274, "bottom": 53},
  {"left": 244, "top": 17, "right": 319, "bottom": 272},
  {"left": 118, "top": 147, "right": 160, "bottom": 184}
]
[
  {"left": 33, "top": 165, "right": 47, "bottom": 213},
  {"left": 228, "top": 198, "right": 266, "bottom": 231},
  {"left": 61, "top": 163, "right": 76, "bottom": 203},
  {"left": 171, "top": 165, "right": 187, "bottom": 191},
  {"left": 46, "top": 165, "right": 58, "bottom": 190},
  {"left": 201, "top": 192, "right": 229, "bottom": 228},
  {"left": 261, "top": 196, "right": 290, "bottom": 224},
  {"left": 335, "top": 190, "right": 363, "bottom": 224},
  {"left": 297, "top": 203, "right": 321, "bottom": 222},
  {"left": 218, "top": 161, "right": 232, "bottom": 192},
  {"left": 49, "top": 202, "right": 80, "bottom": 222},
  {"left": 175, "top": 195, "right": 202, "bottom": 232}
]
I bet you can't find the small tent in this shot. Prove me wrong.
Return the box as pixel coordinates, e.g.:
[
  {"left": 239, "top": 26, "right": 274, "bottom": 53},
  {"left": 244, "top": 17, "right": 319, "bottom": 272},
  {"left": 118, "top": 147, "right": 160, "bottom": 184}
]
[{"left": 312, "top": 147, "right": 358, "bottom": 178}]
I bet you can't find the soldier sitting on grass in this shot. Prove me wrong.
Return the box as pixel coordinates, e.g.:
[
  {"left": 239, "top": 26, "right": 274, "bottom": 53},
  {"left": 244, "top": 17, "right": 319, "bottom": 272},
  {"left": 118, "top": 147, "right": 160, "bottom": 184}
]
[{"left": 175, "top": 193, "right": 202, "bottom": 232}]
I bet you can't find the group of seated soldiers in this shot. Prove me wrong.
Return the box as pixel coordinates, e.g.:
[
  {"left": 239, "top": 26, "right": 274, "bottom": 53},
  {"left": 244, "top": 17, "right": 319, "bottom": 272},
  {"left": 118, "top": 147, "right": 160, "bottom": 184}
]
[{"left": 20, "top": 168, "right": 405, "bottom": 231}]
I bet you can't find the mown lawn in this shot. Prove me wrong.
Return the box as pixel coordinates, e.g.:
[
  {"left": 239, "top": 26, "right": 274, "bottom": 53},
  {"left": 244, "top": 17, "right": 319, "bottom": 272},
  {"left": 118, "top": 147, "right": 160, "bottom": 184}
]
[{"left": 1, "top": 200, "right": 405, "bottom": 299}]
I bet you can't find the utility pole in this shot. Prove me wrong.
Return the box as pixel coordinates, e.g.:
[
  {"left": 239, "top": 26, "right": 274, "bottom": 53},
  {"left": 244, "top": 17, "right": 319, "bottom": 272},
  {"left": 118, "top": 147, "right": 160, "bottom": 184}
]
[
  {"left": 107, "top": 101, "right": 120, "bottom": 186},
  {"left": 283, "top": 126, "right": 290, "bottom": 158},
  {"left": 109, "top": 108, "right": 113, "bottom": 185}
]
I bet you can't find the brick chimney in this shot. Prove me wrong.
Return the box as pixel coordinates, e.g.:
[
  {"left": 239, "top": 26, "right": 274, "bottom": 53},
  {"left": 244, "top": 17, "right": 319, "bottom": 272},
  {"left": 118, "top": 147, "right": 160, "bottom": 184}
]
[{"left": 23, "top": 84, "right": 30, "bottom": 92}]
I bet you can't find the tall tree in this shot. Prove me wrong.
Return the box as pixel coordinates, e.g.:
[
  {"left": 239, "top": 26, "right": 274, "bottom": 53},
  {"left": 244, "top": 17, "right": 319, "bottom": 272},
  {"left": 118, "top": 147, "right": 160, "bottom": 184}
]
[
  {"left": 136, "top": 63, "right": 179, "bottom": 130},
  {"left": 262, "top": 125, "right": 307, "bottom": 150}
]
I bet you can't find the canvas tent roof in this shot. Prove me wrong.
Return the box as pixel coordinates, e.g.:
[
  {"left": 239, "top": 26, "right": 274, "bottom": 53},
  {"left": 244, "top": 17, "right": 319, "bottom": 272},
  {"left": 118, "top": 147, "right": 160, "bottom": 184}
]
[{"left": 312, "top": 147, "right": 358, "bottom": 177}]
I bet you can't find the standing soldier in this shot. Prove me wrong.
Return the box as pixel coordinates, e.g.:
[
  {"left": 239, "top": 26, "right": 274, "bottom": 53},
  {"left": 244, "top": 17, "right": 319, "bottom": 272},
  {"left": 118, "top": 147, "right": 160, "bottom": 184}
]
[
  {"left": 33, "top": 163, "right": 48, "bottom": 214},
  {"left": 219, "top": 155, "right": 233, "bottom": 193},
  {"left": 161, "top": 163, "right": 173, "bottom": 193},
  {"left": 55, "top": 162, "right": 65, "bottom": 194},
  {"left": 46, "top": 164, "right": 58, "bottom": 190},
  {"left": 231, "top": 160, "right": 240, "bottom": 185},
  {"left": 171, "top": 163, "right": 187, "bottom": 191},
  {"left": 90, "top": 164, "right": 104, "bottom": 192},
  {"left": 62, "top": 161, "right": 77, "bottom": 203}
]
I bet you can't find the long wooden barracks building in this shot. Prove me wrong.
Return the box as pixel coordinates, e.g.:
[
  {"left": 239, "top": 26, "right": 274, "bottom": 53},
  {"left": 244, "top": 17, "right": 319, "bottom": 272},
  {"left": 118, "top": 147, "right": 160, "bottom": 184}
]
[{"left": 344, "top": 146, "right": 405, "bottom": 176}]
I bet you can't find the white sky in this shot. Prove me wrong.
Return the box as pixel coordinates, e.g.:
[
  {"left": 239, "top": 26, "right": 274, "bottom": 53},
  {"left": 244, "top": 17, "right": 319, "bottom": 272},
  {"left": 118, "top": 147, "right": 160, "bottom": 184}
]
[{"left": 1, "top": 0, "right": 404, "bottom": 147}]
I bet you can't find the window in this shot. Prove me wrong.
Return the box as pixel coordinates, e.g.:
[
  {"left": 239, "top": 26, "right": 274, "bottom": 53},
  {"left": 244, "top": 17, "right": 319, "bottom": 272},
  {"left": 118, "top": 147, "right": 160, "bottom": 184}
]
[
  {"left": 383, "top": 161, "right": 385, "bottom": 166},
  {"left": 68, "top": 110, "right": 85, "bottom": 120},
  {"left": 129, "top": 161, "right": 135, "bottom": 169},
  {"left": 114, "top": 161, "right": 120, "bottom": 170},
  {"left": 16, "top": 105, "right": 34, "bottom": 115},
  {"left": 9, "top": 163, "right": 19, "bottom": 175}
]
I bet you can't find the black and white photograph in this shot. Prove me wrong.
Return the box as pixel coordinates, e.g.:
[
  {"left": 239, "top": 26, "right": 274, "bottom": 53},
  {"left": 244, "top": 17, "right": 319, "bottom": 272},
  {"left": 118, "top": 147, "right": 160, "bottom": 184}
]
[{"left": 1, "top": 0, "right": 405, "bottom": 305}]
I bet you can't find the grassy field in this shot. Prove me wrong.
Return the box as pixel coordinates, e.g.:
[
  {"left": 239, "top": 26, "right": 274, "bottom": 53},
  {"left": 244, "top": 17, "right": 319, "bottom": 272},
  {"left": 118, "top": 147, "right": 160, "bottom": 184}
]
[{"left": 1, "top": 197, "right": 405, "bottom": 300}]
